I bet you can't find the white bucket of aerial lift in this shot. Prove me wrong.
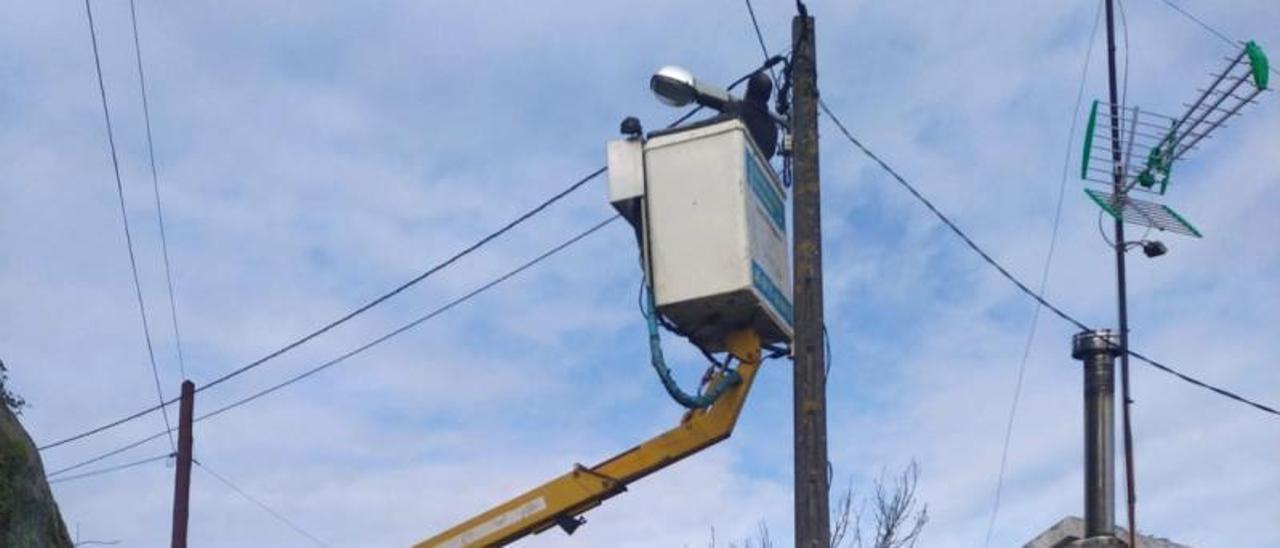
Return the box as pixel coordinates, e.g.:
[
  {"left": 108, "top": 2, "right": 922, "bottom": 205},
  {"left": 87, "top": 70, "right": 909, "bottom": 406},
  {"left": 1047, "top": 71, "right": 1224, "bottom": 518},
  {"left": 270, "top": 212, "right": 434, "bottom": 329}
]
[{"left": 607, "top": 118, "right": 793, "bottom": 351}]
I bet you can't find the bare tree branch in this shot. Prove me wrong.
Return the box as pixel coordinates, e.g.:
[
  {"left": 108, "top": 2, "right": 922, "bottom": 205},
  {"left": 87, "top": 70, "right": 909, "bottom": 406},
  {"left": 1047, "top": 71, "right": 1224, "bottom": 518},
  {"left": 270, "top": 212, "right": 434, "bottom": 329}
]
[
  {"left": 710, "top": 462, "right": 927, "bottom": 548},
  {"left": 870, "top": 461, "right": 929, "bottom": 548},
  {"left": 830, "top": 477, "right": 855, "bottom": 548}
]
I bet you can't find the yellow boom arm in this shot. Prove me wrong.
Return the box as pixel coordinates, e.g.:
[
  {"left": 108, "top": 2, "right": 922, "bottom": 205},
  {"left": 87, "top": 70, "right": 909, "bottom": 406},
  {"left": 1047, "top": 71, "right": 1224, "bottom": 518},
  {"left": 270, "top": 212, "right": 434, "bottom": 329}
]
[{"left": 415, "top": 329, "right": 763, "bottom": 548}]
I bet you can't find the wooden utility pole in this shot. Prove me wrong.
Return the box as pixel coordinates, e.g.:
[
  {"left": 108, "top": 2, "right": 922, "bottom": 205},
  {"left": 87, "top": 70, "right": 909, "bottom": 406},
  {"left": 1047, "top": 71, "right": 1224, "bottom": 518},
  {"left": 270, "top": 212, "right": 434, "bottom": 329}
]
[
  {"left": 791, "top": 10, "right": 831, "bottom": 548},
  {"left": 171, "top": 380, "right": 194, "bottom": 548}
]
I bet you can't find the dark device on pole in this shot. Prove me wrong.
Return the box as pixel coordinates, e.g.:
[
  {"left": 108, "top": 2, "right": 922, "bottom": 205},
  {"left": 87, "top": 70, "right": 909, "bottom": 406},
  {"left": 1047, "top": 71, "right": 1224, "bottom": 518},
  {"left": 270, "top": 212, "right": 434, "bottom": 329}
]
[
  {"left": 171, "top": 380, "right": 194, "bottom": 548},
  {"left": 791, "top": 12, "right": 832, "bottom": 548}
]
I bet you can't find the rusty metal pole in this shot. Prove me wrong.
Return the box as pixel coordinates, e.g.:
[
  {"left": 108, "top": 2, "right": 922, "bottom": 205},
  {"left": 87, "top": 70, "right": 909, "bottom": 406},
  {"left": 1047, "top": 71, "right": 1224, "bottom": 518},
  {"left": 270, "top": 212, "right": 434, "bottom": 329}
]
[
  {"left": 1073, "top": 330, "right": 1120, "bottom": 539},
  {"left": 791, "top": 10, "right": 832, "bottom": 548},
  {"left": 171, "top": 380, "right": 194, "bottom": 548}
]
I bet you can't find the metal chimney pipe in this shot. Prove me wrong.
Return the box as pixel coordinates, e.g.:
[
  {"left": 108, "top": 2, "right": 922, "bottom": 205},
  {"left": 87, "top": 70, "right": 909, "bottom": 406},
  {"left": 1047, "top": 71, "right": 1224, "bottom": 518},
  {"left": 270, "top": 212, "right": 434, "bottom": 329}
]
[{"left": 1073, "top": 329, "right": 1121, "bottom": 539}]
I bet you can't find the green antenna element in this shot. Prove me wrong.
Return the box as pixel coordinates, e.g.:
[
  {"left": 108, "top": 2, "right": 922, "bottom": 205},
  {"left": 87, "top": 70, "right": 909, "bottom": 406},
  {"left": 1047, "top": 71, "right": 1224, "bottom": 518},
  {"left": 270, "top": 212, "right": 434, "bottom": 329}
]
[
  {"left": 1078, "top": 40, "right": 1270, "bottom": 241},
  {"left": 1143, "top": 40, "right": 1272, "bottom": 182},
  {"left": 1246, "top": 40, "right": 1269, "bottom": 90},
  {"left": 1079, "top": 103, "right": 1179, "bottom": 193},
  {"left": 1081, "top": 100, "right": 1099, "bottom": 180},
  {"left": 1138, "top": 131, "right": 1174, "bottom": 194},
  {"left": 1084, "top": 189, "right": 1202, "bottom": 238}
]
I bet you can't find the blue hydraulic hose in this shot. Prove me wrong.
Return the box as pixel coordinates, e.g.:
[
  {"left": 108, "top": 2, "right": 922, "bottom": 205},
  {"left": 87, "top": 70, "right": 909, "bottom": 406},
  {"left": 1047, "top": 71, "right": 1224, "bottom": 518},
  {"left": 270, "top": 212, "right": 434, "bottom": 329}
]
[{"left": 642, "top": 286, "right": 741, "bottom": 409}]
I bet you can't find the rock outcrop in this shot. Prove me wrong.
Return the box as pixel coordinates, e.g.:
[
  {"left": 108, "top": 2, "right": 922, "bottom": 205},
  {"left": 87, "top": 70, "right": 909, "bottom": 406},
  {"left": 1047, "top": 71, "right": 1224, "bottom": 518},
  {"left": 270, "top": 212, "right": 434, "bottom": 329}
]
[{"left": 0, "top": 404, "right": 73, "bottom": 548}]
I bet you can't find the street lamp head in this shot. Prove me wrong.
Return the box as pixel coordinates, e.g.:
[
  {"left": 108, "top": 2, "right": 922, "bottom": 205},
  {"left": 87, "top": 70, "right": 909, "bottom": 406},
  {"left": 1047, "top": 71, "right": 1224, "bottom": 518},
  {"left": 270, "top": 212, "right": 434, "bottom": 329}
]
[
  {"left": 1141, "top": 240, "right": 1168, "bottom": 258},
  {"left": 650, "top": 65, "right": 733, "bottom": 111},
  {"left": 650, "top": 66, "right": 697, "bottom": 107}
]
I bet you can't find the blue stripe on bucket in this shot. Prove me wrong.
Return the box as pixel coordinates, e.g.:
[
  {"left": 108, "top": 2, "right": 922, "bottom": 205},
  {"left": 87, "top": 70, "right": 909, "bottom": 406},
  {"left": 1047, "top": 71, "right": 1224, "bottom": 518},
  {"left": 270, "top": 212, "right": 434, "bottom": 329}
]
[
  {"left": 746, "top": 151, "right": 786, "bottom": 232},
  {"left": 752, "top": 260, "right": 793, "bottom": 328}
]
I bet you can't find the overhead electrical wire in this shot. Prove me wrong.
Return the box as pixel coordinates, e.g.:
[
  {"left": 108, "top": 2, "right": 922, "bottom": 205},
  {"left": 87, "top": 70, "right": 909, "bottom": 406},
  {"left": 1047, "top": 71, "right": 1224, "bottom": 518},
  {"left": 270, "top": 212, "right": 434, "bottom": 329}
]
[
  {"left": 817, "top": 99, "right": 1280, "bottom": 419},
  {"left": 1119, "top": 0, "right": 1131, "bottom": 111},
  {"left": 82, "top": 0, "right": 176, "bottom": 452},
  {"left": 128, "top": 0, "right": 189, "bottom": 381},
  {"left": 47, "top": 216, "right": 620, "bottom": 479},
  {"left": 47, "top": 429, "right": 171, "bottom": 478},
  {"left": 1156, "top": 0, "right": 1273, "bottom": 67},
  {"left": 44, "top": 56, "right": 804, "bottom": 492},
  {"left": 38, "top": 166, "right": 606, "bottom": 452},
  {"left": 47, "top": 452, "right": 171, "bottom": 485},
  {"left": 1156, "top": 0, "right": 1280, "bottom": 82},
  {"left": 1159, "top": 0, "right": 1235, "bottom": 45},
  {"left": 984, "top": 3, "right": 1104, "bottom": 545},
  {"left": 40, "top": 54, "right": 786, "bottom": 454},
  {"left": 190, "top": 63, "right": 770, "bottom": 418},
  {"left": 194, "top": 168, "right": 607, "bottom": 395},
  {"left": 743, "top": 0, "right": 779, "bottom": 84},
  {"left": 190, "top": 215, "right": 619, "bottom": 424},
  {"left": 195, "top": 459, "right": 330, "bottom": 548}
]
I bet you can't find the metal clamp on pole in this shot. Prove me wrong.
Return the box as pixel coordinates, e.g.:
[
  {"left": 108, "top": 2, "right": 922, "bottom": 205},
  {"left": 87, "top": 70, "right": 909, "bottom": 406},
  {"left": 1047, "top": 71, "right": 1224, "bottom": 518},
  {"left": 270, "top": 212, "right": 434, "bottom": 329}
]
[{"left": 1072, "top": 329, "right": 1122, "bottom": 543}]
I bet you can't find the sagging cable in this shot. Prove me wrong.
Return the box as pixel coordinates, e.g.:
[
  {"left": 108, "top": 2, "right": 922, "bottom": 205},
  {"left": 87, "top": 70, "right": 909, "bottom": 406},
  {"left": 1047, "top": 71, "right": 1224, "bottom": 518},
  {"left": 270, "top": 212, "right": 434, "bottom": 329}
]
[{"left": 642, "top": 284, "right": 741, "bottom": 409}]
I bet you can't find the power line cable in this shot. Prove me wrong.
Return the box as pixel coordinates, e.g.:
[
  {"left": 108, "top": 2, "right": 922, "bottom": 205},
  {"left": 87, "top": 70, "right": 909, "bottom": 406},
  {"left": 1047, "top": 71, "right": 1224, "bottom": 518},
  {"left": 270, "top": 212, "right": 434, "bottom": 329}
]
[
  {"left": 195, "top": 168, "right": 606, "bottom": 395},
  {"left": 38, "top": 53, "right": 785, "bottom": 454},
  {"left": 1127, "top": 348, "right": 1279, "bottom": 415},
  {"left": 37, "top": 167, "right": 605, "bottom": 452},
  {"left": 192, "top": 215, "right": 619, "bottom": 424},
  {"left": 1119, "top": 0, "right": 1131, "bottom": 110},
  {"left": 743, "top": 0, "right": 778, "bottom": 84},
  {"left": 817, "top": 99, "right": 1280, "bottom": 419},
  {"left": 128, "top": 0, "right": 189, "bottom": 381},
  {"left": 1156, "top": 0, "right": 1279, "bottom": 78},
  {"left": 45, "top": 216, "right": 619, "bottom": 478},
  {"left": 983, "top": 3, "right": 1103, "bottom": 545},
  {"left": 45, "top": 58, "right": 783, "bottom": 466},
  {"left": 83, "top": 0, "right": 176, "bottom": 452},
  {"left": 48, "top": 452, "right": 171, "bottom": 485},
  {"left": 195, "top": 459, "right": 330, "bottom": 548},
  {"left": 739, "top": 0, "right": 812, "bottom": 367},
  {"left": 1160, "top": 0, "right": 1235, "bottom": 45},
  {"left": 47, "top": 429, "right": 170, "bottom": 478},
  {"left": 1156, "top": 0, "right": 1241, "bottom": 49}
]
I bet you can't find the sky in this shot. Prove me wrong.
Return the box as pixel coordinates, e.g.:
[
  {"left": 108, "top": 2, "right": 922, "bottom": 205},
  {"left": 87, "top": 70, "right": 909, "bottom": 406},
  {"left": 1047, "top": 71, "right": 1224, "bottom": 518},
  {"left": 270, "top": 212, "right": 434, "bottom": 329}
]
[{"left": 2, "top": 1, "right": 1278, "bottom": 547}]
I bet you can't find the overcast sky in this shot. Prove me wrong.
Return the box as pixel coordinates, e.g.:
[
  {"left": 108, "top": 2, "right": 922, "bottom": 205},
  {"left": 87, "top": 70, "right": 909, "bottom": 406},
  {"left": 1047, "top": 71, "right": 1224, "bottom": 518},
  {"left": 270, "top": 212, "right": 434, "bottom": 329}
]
[{"left": 3, "top": 1, "right": 1278, "bottom": 547}]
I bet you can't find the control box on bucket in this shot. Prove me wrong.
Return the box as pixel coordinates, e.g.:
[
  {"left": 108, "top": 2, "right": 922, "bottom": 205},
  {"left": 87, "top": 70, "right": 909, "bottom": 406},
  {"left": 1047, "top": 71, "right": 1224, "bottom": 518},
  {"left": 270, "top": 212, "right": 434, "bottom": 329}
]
[{"left": 608, "top": 118, "right": 793, "bottom": 351}]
